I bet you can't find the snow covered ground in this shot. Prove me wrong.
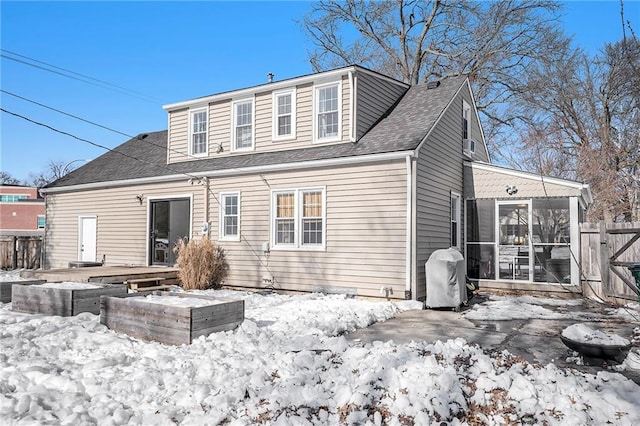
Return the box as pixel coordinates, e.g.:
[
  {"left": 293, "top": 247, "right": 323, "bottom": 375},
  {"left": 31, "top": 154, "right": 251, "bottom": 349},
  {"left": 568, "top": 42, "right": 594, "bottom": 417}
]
[{"left": 1, "top": 272, "right": 640, "bottom": 425}]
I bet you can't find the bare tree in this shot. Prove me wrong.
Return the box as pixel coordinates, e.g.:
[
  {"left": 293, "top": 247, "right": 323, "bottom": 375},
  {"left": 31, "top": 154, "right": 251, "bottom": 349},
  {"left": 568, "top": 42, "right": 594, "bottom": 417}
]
[
  {"left": 0, "top": 171, "right": 21, "bottom": 185},
  {"left": 301, "top": 0, "right": 567, "bottom": 152},
  {"left": 515, "top": 38, "right": 640, "bottom": 221},
  {"left": 27, "top": 160, "right": 82, "bottom": 188}
]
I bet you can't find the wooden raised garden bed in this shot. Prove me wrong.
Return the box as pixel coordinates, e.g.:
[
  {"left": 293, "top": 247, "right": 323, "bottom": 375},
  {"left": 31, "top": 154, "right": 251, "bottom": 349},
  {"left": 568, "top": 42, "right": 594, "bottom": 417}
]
[
  {"left": 100, "top": 293, "right": 244, "bottom": 345},
  {"left": 0, "top": 279, "right": 46, "bottom": 303},
  {"left": 12, "top": 282, "right": 128, "bottom": 316}
]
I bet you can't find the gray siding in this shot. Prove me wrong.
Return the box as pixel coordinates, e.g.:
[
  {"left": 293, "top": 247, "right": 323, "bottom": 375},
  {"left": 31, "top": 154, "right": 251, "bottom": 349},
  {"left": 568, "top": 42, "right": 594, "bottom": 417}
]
[
  {"left": 355, "top": 72, "right": 408, "bottom": 140},
  {"left": 414, "top": 86, "right": 475, "bottom": 300}
]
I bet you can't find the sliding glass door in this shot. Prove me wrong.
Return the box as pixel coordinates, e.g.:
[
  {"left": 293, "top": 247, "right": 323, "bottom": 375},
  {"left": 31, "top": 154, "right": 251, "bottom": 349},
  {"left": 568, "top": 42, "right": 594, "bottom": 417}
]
[{"left": 150, "top": 198, "right": 190, "bottom": 266}]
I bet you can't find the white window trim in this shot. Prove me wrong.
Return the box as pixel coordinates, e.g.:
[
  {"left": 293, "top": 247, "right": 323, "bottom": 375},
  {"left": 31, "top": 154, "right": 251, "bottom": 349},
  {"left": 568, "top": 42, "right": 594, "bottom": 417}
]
[
  {"left": 189, "top": 107, "right": 208, "bottom": 157},
  {"left": 218, "top": 191, "right": 241, "bottom": 242},
  {"left": 270, "top": 187, "right": 326, "bottom": 251},
  {"left": 231, "top": 98, "right": 255, "bottom": 152},
  {"left": 272, "top": 88, "right": 296, "bottom": 141},
  {"left": 312, "top": 81, "right": 342, "bottom": 143},
  {"left": 451, "top": 191, "right": 461, "bottom": 249}
]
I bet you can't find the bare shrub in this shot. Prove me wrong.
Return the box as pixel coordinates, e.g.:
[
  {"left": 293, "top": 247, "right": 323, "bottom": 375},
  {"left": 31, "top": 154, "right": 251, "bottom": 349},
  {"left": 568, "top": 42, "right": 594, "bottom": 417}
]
[{"left": 173, "top": 237, "right": 228, "bottom": 290}]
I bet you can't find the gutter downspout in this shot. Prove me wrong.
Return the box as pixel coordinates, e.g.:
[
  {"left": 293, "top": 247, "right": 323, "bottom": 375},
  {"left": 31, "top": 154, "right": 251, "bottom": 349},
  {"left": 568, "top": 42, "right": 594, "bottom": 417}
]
[
  {"left": 406, "top": 155, "right": 412, "bottom": 298},
  {"left": 203, "top": 177, "right": 210, "bottom": 237}
]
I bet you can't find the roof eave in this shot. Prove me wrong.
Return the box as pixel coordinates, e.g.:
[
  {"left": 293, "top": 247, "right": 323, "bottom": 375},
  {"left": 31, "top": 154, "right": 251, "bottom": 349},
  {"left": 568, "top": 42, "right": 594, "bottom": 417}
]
[{"left": 163, "top": 66, "right": 361, "bottom": 111}]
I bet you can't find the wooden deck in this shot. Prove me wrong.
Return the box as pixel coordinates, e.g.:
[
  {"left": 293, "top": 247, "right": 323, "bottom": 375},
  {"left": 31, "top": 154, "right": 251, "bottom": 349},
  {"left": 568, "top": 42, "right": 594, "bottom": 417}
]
[{"left": 20, "top": 266, "right": 179, "bottom": 286}]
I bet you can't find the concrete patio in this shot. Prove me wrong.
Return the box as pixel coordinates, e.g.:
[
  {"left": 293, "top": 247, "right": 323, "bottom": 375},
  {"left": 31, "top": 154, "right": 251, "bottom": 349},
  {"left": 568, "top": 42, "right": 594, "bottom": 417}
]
[{"left": 346, "top": 292, "right": 640, "bottom": 384}]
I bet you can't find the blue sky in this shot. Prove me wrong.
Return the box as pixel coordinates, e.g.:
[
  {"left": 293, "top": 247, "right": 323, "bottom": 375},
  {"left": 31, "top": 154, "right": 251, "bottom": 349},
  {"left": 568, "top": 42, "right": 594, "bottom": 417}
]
[{"left": 1, "top": 1, "right": 638, "bottom": 183}]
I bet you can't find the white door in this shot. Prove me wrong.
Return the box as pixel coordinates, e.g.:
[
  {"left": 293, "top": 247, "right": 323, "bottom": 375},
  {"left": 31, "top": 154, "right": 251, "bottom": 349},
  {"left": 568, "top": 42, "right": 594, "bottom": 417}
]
[{"left": 78, "top": 216, "right": 97, "bottom": 261}]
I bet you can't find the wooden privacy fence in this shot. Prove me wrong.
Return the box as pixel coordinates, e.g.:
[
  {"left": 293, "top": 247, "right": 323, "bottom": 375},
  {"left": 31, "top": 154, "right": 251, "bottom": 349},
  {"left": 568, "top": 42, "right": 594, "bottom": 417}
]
[
  {"left": 0, "top": 236, "right": 43, "bottom": 270},
  {"left": 580, "top": 222, "right": 640, "bottom": 304}
]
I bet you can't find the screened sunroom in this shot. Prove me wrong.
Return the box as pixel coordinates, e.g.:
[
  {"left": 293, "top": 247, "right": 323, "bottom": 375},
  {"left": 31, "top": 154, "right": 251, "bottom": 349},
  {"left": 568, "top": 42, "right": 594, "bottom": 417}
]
[{"left": 463, "top": 162, "right": 592, "bottom": 291}]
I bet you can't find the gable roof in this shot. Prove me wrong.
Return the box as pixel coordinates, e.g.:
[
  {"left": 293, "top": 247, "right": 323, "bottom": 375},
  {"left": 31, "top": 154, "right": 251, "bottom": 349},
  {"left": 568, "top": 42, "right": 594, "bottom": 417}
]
[{"left": 44, "top": 75, "right": 468, "bottom": 191}]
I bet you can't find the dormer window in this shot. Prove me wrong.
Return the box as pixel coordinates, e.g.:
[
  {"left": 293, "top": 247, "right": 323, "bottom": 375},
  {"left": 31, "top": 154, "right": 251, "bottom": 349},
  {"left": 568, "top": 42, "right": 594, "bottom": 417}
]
[
  {"left": 233, "top": 99, "right": 254, "bottom": 151},
  {"left": 273, "top": 89, "right": 296, "bottom": 140},
  {"left": 314, "top": 82, "right": 341, "bottom": 142},
  {"left": 190, "top": 108, "right": 207, "bottom": 155}
]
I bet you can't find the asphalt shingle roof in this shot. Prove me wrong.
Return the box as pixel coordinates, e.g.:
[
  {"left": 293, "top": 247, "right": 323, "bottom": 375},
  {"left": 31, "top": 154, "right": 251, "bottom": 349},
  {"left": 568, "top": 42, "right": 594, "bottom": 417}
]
[{"left": 46, "top": 76, "right": 467, "bottom": 189}]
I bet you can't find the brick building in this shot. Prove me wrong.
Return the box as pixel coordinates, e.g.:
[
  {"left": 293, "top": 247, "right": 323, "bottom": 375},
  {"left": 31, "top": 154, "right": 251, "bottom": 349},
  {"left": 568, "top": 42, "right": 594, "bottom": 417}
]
[{"left": 0, "top": 185, "right": 45, "bottom": 236}]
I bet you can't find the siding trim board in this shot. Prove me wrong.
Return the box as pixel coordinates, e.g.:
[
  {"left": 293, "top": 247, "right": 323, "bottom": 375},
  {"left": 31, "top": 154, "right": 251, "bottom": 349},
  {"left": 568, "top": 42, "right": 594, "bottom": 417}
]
[
  {"left": 42, "top": 150, "right": 415, "bottom": 195},
  {"left": 466, "top": 162, "right": 591, "bottom": 192},
  {"left": 163, "top": 65, "right": 408, "bottom": 112}
]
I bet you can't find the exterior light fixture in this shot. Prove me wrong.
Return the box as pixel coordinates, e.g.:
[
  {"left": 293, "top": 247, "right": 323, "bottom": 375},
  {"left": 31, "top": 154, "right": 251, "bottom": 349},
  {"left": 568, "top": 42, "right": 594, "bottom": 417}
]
[{"left": 505, "top": 185, "right": 518, "bottom": 196}]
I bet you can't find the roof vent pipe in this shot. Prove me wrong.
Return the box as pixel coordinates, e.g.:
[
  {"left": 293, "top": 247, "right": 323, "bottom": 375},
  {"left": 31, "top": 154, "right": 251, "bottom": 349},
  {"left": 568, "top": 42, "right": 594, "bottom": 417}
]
[
  {"left": 267, "top": 72, "right": 274, "bottom": 83},
  {"left": 426, "top": 80, "right": 440, "bottom": 89}
]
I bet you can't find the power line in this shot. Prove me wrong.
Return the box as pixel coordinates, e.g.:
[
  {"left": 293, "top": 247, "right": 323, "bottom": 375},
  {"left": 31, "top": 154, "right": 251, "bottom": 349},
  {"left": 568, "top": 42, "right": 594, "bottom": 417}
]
[
  {"left": 0, "top": 49, "right": 160, "bottom": 104},
  {"left": 0, "top": 107, "right": 176, "bottom": 176},
  {"left": 1, "top": 89, "right": 200, "bottom": 161},
  {"left": 0, "top": 106, "right": 275, "bottom": 274}
]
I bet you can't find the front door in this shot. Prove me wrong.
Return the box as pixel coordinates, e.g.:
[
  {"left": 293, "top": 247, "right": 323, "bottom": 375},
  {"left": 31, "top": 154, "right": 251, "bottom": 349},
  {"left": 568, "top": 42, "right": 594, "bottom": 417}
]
[
  {"left": 78, "top": 216, "right": 97, "bottom": 262},
  {"left": 150, "top": 199, "right": 190, "bottom": 266},
  {"left": 497, "top": 201, "right": 532, "bottom": 281}
]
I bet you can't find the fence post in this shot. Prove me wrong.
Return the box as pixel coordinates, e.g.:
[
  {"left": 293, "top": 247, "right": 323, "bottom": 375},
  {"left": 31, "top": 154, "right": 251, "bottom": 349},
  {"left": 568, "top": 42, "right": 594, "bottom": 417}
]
[
  {"left": 12, "top": 236, "right": 18, "bottom": 270},
  {"left": 599, "top": 222, "right": 610, "bottom": 298}
]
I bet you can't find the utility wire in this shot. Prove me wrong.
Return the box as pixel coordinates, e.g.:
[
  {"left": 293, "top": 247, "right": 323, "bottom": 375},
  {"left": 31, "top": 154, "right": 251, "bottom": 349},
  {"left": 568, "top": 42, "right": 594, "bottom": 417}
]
[
  {"left": 1, "top": 50, "right": 160, "bottom": 104},
  {"left": 0, "top": 106, "right": 275, "bottom": 275},
  {"left": 1, "top": 89, "right": 201, "bottom": 161},
  {"left": 0, "top": 107, "right": 184, "bottom": 177}
]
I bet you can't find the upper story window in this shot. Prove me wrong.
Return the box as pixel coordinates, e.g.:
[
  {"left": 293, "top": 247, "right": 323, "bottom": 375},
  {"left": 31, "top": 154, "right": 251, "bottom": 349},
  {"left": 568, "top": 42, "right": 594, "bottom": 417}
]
[
  {"left": 190, "top": 108, "right": 208, "bottom": 155},
  {"left": 272, "top": 187, "right": 325, "bottom": 250},
  {"left": 233, "top": 99, "right": 254, "bottom": 151},
  {"left": 462, "top": 100, "right": 471, "bottom": 141},
  {"left": 219, "top": 192, "right": 240, "bottom": 241},
  {"left": 314, "top": 82, "right": 341, "bottom": 142},
  {"left": 273, "top": 89, "right": 296, "bottom": 140},
  {"left": 0, "top": 194, "right": 28, "bottom": 202}
]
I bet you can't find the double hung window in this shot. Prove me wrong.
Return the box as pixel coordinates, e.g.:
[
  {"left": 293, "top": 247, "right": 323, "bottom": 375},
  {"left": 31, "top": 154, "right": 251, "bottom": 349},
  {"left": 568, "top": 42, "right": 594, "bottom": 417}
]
[
  {"left": 273, "top": 90, "right": 295, "bottom": 140},
  {"left": 272, "top": 188, "right": 325, "bottom": 249},
  {"left": 315, "top": 83, "right": 340, "bottom": 141},
  {"left": 219, "top": 192, "right": 240, "bottom": 241},
  {"left": 451, "top": 192, "right": 461, "bottom": 248},
  {"left": 233, "top": 100, "right": 254, "bottom": 151},
  {"left": 190, "top": 109, "right": 207, "bottom": 155}
]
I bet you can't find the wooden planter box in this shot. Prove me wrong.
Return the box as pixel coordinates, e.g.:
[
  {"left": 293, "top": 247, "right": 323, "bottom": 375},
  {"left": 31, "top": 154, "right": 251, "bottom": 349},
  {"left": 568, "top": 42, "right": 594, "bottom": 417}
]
[
  {"left": 12, "top": 283, "right": 128, "bottom": 316},
  {"left": 0, "top": 280, "right": 46, "bottom": 303},
  {"left": 100, "top": 293, "right": 244, "bottom": 345}
]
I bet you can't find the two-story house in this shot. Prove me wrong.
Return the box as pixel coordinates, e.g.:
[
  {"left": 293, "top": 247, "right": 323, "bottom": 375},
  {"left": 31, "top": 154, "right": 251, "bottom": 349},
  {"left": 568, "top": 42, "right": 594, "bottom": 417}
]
[
  {"left": 0, "top": 185, "right": 45, "bottom": 237},
  {"left": 41, "top": 65, "right": 591, "bottom": 300}
]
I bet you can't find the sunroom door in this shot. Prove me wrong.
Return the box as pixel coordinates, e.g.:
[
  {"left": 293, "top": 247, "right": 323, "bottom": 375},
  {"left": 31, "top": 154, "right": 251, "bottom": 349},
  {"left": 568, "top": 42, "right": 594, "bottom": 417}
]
[{"left": 497, "top": 201, "right": 533, "bottom": 281}]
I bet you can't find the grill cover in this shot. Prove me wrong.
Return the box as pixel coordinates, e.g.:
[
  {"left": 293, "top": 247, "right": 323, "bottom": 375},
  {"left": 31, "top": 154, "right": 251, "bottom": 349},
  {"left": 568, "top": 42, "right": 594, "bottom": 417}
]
[{"left": 425, "top": 248, "right": 467, "bottom": 309}]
